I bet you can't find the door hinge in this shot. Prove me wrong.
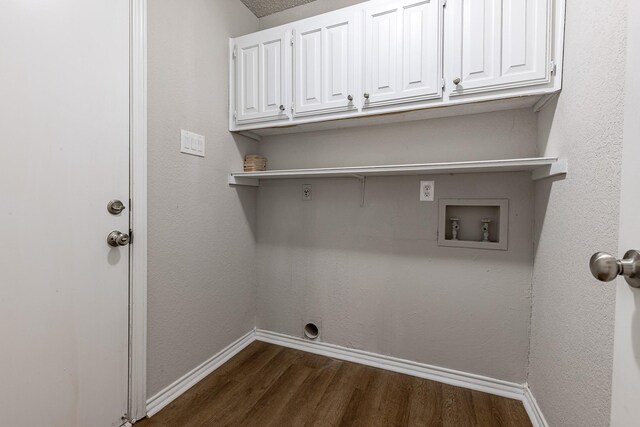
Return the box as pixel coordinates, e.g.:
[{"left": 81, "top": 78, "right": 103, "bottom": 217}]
[
  {"left": 233, "top": 111, "right": 237, "bottom": 122},
  {"left": 291, "top": 104, "right": 295, "bottom": 114},
  {"left": 443, "top": 0, "right": 447, "bottom": 7},
  {"left": 441, "top": 78, "right": 446, "bottom": 90},
  {"left": 550, "top": 60, "right": 557, "bottom": 75},
  {"left": 129, "top": 229, "right": 134, "bottom": 245},
  {"left": 232, "top": 45, "right": 237, "bottom": 60},
  {"left": 290, "top": 30, "right": 295, "bottom": 46}
]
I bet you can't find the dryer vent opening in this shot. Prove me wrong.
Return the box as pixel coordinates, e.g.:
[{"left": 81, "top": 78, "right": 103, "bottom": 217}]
[{"left": 303, "top": 322, "right": 319, "bottom": 340}]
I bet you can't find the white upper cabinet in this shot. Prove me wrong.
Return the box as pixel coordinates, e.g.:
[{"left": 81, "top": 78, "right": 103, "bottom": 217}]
[
  {"left": 447, "top": 0, "right": 551, "bottom": 96},
  {"left": 233, "top": 28, "right": 288, "bottom": 125},
  {"left": 363, "top": 0, "right": 443, "bottom": 108},
  {"left": 293, "top": 11, "right": 357, "bottom": 117},
  {"left": 229, "top": 0, "right": 564, "bottom": 134}
]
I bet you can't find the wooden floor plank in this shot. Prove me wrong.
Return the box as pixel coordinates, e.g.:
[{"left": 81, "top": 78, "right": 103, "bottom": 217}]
[
  {"left": 442, "top": 383, "right": 477, "bottom": 427},
  {"left": 491, "top": 393, "right": 532, "bottom": 426},
  {"left": 239, "top": 363, "right": 313, "bottom": 425},
  {"left": 138, "top": 342, "right": 532, "bottom": 427},
  {"left": 140, "top": 376, "right": 237, "bottom": 427},
  {"left": 276, "top": 358, "right": 341, "bottom": 426},
  {"left": 216, "top": 340, "right": 283, "bottom": 379},
  {"left": 307, "top": 362, "right": 371, "bottom": 427},
  {"left": 471, "top": 390, "right": 500, "bottom": 427},
  {"left": 407, "top": 376, "right": 443, "bottom": 427},
  {"left": 378, "top": 371, "right": 412, "bottom": 426},
  {"left": 201, "top": 346, "right": 304, "bottom": 425},
  {"left": 336, "top": 368, "right": 381, "bottom": 427}
]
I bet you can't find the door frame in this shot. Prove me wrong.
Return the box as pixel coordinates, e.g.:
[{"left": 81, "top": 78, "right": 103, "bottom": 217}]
[{"left": 128, "top": 0, "right": 148, "bottom": 422}]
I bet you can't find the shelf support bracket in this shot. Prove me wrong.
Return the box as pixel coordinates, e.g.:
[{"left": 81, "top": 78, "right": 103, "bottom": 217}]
[
  {"left": 234, "top": 130, "right": 262, "bottom": 142},
  {"left": 533, "top": 93, "right": 559, "bottom": 113},
  {"left": 531, "top": 159, "right": 568, "bottom": 181},
  {"left": 228, "top": 175, "right": 260, "bottom": 187},
  {"left": 350, "top": 174, "right": 366, "bottom": 207}
]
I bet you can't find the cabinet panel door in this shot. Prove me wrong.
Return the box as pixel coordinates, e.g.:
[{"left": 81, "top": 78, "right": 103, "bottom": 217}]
[
  {"left": 296, "top": 28, "right": 323, "bottom": 113},
  {"left": 237, "top": 44, "right": 260, "bottom": 119},
  {"left": 261, "top": 38, "right": 284, "bottom": 116},
  {"left": 294, "top": 12, "right": 356, "bottom": 117},
  {"left": 325, "top": 21, "right": 352, "bottom": 106},
  {"left": 364, "top": 3, "right": 400, "bottom": 103},
  {"left": 364, "top": 0, "right": 443, "bottom": 108},
  {"left": 449, "top": 0, "right": 550, "bottom": 96},
  {"left": 401, "top": 0, "right": 441, "bottom": 98},
  {"left": 234, "top": 29, "right": 287, "bottom": 125}
]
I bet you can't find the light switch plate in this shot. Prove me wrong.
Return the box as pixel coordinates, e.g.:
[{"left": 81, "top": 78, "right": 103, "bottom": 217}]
[
  {"left": 420, "top": 180, "right": 435, "bottom": 201},
  {"left": 180, "top": 130, "right": 205, "bottom": 157}
]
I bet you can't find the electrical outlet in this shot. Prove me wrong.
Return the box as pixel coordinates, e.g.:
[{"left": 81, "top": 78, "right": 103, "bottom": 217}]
[
  {"left": 180, "top": 129, "right": 205, "bottom": 157},
  {"left": 420, "top": 180, "right": 435, "bottom": 201},
  {"left": 302, "top": 184, "right": 312, "bottom": 201}
]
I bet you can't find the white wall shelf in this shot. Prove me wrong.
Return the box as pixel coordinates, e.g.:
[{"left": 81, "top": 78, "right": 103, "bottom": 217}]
[{"left": 228, "top": 157, "right": 568, "bottom": 187}]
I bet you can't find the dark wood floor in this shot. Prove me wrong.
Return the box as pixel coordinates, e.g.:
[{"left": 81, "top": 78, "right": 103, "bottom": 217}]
[{"left": 138, "top": 341, "right": 531, "bottom": 427}]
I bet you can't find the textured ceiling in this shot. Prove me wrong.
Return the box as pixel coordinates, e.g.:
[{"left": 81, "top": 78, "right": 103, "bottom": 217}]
[{"left": 241, "top": 0, "right": 317, "bottom": 17}]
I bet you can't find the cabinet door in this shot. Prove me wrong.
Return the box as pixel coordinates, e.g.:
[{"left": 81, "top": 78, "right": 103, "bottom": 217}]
[
  {"left": 448, "top": 0, "right": 550, "bottom": 96},
  {"left": 234, "top": 29, "right": 288, "bottom": 125},
  {"left": 363, "top": 0, "right": 443, "bottom": 109},
  {"left": 293, "top": 12, "right": 357, "bottom": 117}
]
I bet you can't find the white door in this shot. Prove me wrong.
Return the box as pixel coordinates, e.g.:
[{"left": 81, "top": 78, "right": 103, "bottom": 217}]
[
  {"left": 234, "top": 28, "right": 288, "bottom": 125},
  {"left": 293, "top": 11, "right": 357, "bottom": 117},
  {"left": 363, "top": 0, "right": 443, "bottom": 109},
  {"left": 447, "top": 0, "right": 550, "bottom": 96},
  {"left": 609, "top": 1, "right": 640, "bottom": 424},
  {"left": 0, "top": 1, "right": 130, "bottom": 426}
]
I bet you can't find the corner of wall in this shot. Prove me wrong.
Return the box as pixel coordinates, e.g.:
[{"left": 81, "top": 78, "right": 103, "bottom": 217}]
[
  {"left": 146, "top": 0, "right": 259, "bottom": 397},
  {"left": 527, "top": 0, "right": 627, "bottom": 422}
]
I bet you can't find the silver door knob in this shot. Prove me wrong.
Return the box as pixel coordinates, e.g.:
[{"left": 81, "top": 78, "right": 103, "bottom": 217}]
[
  {"left": 590, "top": 249, "right": 640, "bottom": 288},
  {"left": 279, "top": 105, "right": 285, "bottom": 111},
  {"left": 363, "top": 93, "right": 370, "bottom": 99},
  {"left": 453, "top": 78, "right": 461, "bottom": 85},
  {"left": 347, "top": 95, "right": 353, "bottom": 101},
  {"left": 107, "top": 231, "right": 130, "bottom": 247}
]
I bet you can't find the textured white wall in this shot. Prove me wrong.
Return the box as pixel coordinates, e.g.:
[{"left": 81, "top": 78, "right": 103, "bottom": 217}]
[
  {"left": 260, "top": 109, "right": 538, "bottom": 169},
  {"left": 256, "top": 110, "right": 539, "bottom": 382},
  {"left": 147, "top": 0, "right": 258, "bottom": 396},
  {"left": 528, "top": 0, "right": 626, "bottom": 425}
]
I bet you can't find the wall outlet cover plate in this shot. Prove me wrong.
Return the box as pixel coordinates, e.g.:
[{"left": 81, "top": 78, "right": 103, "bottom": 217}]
[
  {"left": 420, "top": 181, "right": 435, "bottom": 201},
  {"left": 302, "top": 184, "right": 312, "bottom": 201}
]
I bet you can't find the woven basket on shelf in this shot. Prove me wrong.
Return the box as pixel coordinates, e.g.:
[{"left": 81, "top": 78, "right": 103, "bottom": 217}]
[{"left": 244, "top": 154, "right": 267, "bottom": 172}]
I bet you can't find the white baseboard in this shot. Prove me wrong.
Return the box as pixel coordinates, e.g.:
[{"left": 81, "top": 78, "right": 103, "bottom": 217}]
[
  {"left": 145, "top": 330, "right": 254, "bottom": 417},
  {"left": 144, "top": 328, "right": 546, "bottom": 427},
  {"left": 255, "top": 329, "right": 525, "bottom": 401},
  {"left": 522, "top": 384, "right": 549, "bottom": 427}
]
